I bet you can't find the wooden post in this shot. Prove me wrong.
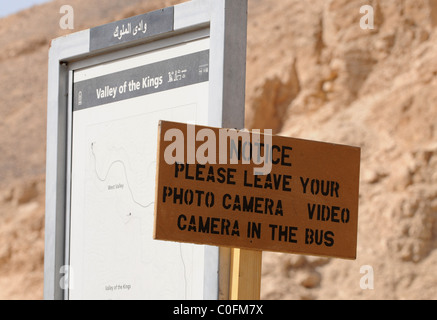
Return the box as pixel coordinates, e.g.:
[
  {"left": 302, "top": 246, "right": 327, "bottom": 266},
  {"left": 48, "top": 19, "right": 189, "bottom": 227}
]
[{"left": 229, "top": 249, "right": 262, "bottom": 300}]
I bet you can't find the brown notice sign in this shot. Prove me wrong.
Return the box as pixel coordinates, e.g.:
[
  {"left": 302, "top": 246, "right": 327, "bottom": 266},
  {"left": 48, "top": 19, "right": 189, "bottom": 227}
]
[{"left": 154, "top": 121, "right": 361, "bottom": 260}]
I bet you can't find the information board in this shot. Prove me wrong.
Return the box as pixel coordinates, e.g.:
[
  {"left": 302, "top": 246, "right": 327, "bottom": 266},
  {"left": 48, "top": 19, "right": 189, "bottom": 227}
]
[
  {"left": 69, "top": 39, "right": 210, "bottom": 299},
  {"left": 154, "top": 121, "right": 361, "bottom": 260},
  {"left": 45, "top": 0, "right": 248, "bottom": 300}
]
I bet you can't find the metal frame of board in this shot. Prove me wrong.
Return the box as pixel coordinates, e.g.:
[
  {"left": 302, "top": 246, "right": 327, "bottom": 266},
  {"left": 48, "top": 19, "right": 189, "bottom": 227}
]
[{"left": 44, "top": 0, "right": 248, "bottom": 300}]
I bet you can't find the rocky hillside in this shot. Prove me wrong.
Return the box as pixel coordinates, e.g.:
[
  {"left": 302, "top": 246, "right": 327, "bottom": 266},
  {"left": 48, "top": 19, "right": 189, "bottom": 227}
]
[
  {"left": 248, "top": 0, "right": 437, "bottom": 300},
  {"left": 0, "top": 0, "right": 436, "bottom": 299}
]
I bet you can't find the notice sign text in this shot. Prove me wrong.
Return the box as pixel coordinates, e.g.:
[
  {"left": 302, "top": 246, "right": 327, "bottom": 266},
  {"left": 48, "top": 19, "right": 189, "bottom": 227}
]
[{"left": 154, "top": 121, "right": 361, "bottom": 259}]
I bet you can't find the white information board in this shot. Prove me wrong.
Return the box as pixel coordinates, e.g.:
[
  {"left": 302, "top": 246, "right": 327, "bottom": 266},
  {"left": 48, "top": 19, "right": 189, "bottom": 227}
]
[
  {"left": 70, "top": 38, "right": 210, "bottom": 299},
  {"left": 44, "top": 0, "right": 248, "bottom": 300}
]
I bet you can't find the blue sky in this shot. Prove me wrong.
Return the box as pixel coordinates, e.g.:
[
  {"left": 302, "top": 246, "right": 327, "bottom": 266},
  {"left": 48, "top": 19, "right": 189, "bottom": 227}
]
[{"left": 0, "top": 0, "right": 52, "bottom": 18}]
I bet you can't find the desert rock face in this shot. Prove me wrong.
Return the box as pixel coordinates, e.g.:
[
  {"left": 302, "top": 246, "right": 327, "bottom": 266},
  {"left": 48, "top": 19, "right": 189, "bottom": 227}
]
[
  {"left": 0, "top": 0, "right": 436, "bottom": 300},
  {"left": 248, "top": 0, "right": 437, "bottom": 300}
]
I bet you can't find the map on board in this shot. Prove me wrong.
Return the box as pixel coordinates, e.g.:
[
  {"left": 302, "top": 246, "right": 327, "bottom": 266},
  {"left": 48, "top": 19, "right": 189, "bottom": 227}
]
[{"left": 69, "top": 38, "right": 212, "bottom": 300}]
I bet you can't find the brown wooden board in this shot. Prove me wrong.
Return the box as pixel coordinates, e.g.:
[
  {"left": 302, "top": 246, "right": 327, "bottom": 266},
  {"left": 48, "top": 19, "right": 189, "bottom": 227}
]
[{"left": 154, "top": 121, "right": 361, "bottom": 260}]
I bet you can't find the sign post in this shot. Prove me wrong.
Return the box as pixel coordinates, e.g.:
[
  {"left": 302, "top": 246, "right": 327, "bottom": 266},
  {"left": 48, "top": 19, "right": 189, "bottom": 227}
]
[{"left": 230, "top": 249, "right": 262, "bottom": 300}]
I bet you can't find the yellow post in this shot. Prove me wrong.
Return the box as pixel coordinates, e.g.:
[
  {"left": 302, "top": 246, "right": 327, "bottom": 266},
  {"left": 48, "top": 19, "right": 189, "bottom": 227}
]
[{"left": 229, "top": 249, "right": 262, "bottom": 300}]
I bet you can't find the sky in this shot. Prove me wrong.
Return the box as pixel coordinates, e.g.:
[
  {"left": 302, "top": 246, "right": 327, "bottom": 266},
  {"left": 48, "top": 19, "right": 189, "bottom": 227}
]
[{"left": 0, "top": 0, "right": 52, "bottom": 18}]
